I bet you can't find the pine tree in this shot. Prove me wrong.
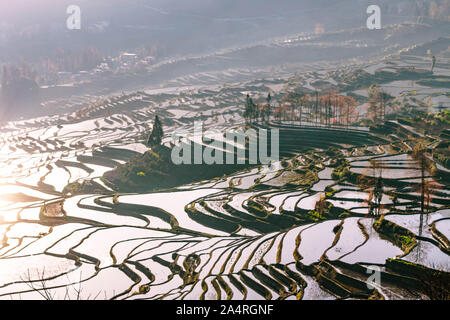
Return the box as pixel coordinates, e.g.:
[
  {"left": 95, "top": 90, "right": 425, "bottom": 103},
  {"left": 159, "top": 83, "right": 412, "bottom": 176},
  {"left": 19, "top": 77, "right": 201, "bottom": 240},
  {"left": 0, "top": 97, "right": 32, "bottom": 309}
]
[
  {"left": 266, "top": 93, "right": 272, "bottom": 122},
  {"left": 431, "top": 56, "right": 436, "bottom": 73},
  {"left": 411, "top": 141, "right": 434, "bottom": 236},
  {"left": 147, "top": 115, "right": 163, "bottom": 147},
  {"left": 244, "top": 94, "right": 253, "bottom": 124}
]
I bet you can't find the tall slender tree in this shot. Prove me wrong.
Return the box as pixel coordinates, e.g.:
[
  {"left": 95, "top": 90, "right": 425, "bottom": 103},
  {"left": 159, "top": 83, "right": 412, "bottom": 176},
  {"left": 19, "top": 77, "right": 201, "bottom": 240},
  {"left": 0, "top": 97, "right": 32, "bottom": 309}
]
[
  {"left": 431, "top": 55, "right": 436, "bottom": 73},
  {"left": 358, "top": 159, "right": 384, "bottom": 217},
  {"left": 266, "top": 93, "right": 272, "bottom": 122},
  {"left": 411, "top": 140, "right": 435, "bottom": 236},
  {"left": 147, "top": 115, "right": 164, "bottom": 147},
  {"left": 315, "top": 91, "right": 319, "bottom": 126}
]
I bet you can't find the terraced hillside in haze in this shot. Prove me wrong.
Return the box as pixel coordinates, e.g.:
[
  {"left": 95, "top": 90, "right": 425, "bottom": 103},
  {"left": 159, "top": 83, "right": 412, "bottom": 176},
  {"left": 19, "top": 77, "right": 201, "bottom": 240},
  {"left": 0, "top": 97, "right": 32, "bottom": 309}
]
[{"left": 0, "top": 44, "right": 449, "bottom": 300}]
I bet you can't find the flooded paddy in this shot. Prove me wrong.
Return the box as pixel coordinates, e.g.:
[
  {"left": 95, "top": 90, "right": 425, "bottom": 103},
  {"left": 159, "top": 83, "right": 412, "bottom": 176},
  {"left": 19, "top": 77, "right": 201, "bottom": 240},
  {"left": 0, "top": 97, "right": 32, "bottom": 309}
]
[{"left": 0, "top": 53, "right": 448, "bottom": 300}]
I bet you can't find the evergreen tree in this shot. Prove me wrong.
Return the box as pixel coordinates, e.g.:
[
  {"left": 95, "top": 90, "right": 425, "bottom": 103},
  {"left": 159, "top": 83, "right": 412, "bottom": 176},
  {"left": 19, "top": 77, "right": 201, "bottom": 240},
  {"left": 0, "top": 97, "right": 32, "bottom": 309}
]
[
  {"left": 265, "top": 93, "right": 272, "bottom": 123},
  {"left": 147, "top": 115, "right": 163, "bottom": 147},
  {"left": 244, "top": 94, "right": 257, "bottom": 124},
  {"left": 244, "top": 94, "right": 251, "bottom": 123},
  {"left": 411, "top": 141, "right": 434, "bottom": 236}
]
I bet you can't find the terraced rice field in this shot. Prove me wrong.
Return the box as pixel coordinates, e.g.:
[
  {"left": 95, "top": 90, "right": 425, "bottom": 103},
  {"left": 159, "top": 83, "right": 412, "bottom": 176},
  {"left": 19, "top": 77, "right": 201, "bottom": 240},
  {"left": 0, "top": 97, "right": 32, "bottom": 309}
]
[{"left": 0, "top": 57, "right": 449, "bottom": 300}]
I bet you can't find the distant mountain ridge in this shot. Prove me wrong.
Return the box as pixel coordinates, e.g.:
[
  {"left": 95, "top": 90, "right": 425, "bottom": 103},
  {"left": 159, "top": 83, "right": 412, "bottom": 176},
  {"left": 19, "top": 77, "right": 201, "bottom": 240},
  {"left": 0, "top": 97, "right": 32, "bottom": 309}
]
[{"left": 0, "top": 0, "right": 430, "bottom": 63}]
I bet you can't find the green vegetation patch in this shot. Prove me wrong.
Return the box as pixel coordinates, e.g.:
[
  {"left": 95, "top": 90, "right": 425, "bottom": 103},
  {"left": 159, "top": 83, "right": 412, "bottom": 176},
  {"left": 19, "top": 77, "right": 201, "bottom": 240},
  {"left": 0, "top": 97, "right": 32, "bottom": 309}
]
[
  {"left": 373, "top": 217, "right": 417, "bottom": 253},
  {"left": 103, "top": 145, "right": 250, "bottom": 192}
]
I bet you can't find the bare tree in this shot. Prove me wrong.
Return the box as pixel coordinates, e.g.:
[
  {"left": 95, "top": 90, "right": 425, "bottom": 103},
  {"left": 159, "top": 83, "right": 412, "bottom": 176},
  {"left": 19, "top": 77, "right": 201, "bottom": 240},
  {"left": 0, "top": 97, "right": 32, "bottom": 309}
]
[
  {"left": 411, "top": 140, "right": 434, "bottom": 236},
  {"left": 20, "top": 268, "right": 102, "bottom": 300}
]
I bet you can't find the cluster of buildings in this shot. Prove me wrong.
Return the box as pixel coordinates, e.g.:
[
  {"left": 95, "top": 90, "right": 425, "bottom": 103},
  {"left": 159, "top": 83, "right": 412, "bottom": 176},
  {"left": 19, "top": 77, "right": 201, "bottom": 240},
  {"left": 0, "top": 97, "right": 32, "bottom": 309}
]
[{"left": 54, "top": 52, "right": 156, "bottom": 86}]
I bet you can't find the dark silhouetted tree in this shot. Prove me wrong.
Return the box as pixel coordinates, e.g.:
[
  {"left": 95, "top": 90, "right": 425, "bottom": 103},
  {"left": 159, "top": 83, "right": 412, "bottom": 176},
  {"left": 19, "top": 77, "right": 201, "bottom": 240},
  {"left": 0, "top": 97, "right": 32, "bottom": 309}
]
[
  {"left": 147, "top": 115, "right": 163, "bottom": 147},
  {"left": 265, "top": 93, "right": 272, "bottom": 122}
]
